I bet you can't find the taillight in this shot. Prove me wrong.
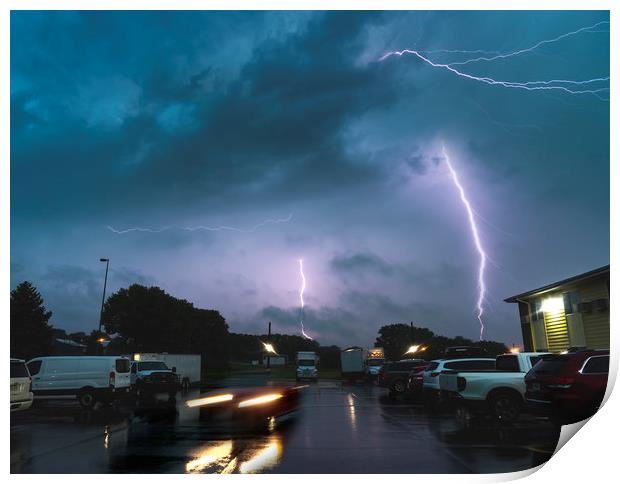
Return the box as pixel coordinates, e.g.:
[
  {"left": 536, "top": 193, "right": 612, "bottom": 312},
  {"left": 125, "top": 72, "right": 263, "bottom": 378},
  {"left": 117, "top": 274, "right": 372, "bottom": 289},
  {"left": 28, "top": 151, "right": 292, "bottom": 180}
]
[
  {"left": 28, "top": 377, "right": 32, "bottom": 392},
  {"left": 430, "top": 372, "right": 440, "bottom": 378},
  {"left": 109, "top": 372, "right": 115, "bottom": 387},
  {"left": 546, "top": 376, "right": 574, "bottom": 389}
]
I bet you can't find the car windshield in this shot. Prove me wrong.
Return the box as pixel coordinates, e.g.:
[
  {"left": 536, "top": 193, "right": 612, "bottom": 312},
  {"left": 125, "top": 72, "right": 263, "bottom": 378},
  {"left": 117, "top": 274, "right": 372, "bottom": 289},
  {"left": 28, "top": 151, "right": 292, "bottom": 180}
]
[
  {"left": 298, "top": 359, "right": 315, "bottom": 366},
  {"left": 425, "top": 362, "right": 440, "bottom": 372},
  {"left": 137, "top": 361, "right": 169, "bottom": 371},
  {"left": 367, "top": 359, "right": 383, "bottom": 366},
  {"left": 11, "top": 361, "right": 29, "bottom": 378}
]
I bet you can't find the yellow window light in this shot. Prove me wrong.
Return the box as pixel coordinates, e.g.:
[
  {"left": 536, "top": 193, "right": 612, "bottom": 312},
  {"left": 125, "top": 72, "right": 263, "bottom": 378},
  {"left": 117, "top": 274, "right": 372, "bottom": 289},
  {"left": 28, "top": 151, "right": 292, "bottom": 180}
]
[
  {"left": 186, "top": 393, "right": 234, "bottom": 408},
  {"left": 238, "top": 393, "right": 283, "bottom": 408}
]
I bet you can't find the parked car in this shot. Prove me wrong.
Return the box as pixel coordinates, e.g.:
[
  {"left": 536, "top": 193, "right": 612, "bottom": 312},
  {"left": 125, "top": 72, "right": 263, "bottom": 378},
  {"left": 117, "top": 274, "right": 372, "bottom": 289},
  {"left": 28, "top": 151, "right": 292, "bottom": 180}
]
[
  {"left": 443, "top": 346, "right": 489, "bottom": 358},
  {"left": 130, "top": 360, "right": 180, "bottom": 399},
  {"left": 406, "top": 363, "right": 430, "bottom": 398},
  {"left": 27, "top": 356, "right": 131, "bottom": 408},
  {"left": 525, "top": 350, "right": 609, "bottom": 424},
  {"left": 423, "top": 358, "right": 496, "bottom": 408},
  {"left": 10, "top": 359, "right": 33, "bottom": 412},
  {"left": 438, "top": 352, "right": 549, "bottom": 422},
  {"left": 378, "top": 359, "right": 426, "bottom": 396},
  {"left": 366, "top": 348, "right": 385, "bottom": 380},
  {"left": 131, "top": 353, "right": 201, "bottom": 390}
]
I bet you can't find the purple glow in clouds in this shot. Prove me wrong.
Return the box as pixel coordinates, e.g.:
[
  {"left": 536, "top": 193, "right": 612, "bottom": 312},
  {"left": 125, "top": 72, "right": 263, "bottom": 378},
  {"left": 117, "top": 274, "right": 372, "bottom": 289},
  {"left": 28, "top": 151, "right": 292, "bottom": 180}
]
[{"left": 442, "top": 145, "right": 487, "bottom": 340}]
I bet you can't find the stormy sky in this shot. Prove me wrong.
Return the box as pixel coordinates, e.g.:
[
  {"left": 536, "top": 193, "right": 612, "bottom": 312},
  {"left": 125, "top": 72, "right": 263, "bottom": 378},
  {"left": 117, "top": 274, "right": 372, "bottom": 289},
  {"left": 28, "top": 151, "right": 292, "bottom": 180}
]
[{"left": 10, "top": 11, "right": 609, "bottom": 347}]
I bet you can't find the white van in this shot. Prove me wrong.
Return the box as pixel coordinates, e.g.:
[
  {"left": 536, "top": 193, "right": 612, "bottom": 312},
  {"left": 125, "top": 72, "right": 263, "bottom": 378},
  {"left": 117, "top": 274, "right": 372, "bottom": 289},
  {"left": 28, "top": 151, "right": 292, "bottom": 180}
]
[
  {"left": 10, "top": 359, "right": 33, "bottom": 412},
  {"left": 26, "top": 356, "right": 131, "bottom": 408}
]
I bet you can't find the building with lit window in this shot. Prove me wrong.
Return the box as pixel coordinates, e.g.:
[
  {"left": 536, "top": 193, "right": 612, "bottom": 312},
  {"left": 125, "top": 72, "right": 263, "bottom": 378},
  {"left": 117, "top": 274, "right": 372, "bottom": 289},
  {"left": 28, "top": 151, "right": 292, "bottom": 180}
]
[{"left": 505, "top": 265, "right": 609, "bottom": 353}]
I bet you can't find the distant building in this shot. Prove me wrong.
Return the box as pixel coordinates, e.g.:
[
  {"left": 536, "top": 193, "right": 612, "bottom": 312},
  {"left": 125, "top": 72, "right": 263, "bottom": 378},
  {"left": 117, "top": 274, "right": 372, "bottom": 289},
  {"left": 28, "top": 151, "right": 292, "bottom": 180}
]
[
  {"left": 262, "top": 355, "right": 288, "bottom": 366},
  {"left": 505, "top": 265, "right": 609, "bottom": 353}
]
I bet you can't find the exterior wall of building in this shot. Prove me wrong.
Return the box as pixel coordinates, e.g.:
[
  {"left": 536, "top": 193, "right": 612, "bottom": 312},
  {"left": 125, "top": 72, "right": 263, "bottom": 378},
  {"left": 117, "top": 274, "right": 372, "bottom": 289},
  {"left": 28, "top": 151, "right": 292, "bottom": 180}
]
[{"left": 517, "top": 272, "right": 609, "bottom": 353}]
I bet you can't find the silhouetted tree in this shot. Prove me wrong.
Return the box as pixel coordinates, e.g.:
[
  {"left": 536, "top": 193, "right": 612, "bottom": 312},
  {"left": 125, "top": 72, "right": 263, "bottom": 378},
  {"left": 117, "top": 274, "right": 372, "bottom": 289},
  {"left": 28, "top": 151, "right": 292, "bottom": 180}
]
[
  {"left": 10, "top": 281, "right": 54, "bottom": 360},
  {"left": 102, "top": 284, "right": 230, "bottom": 370},
  {"left": 318, "top": 345, "right": 342, "bottom": 369},
  {"left": 375, "top": 323, "right": 508, "bottom": 361}
]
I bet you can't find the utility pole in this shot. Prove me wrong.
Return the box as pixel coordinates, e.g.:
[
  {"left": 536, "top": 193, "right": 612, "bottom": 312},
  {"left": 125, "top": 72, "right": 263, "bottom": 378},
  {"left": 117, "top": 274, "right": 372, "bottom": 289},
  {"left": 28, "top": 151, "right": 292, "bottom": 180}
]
[
  {"left": 98, "top": 258, "right": 110, "bottom": 333},
  {"left": 267, "top": 321, "right": 272, "bottom": 369}
]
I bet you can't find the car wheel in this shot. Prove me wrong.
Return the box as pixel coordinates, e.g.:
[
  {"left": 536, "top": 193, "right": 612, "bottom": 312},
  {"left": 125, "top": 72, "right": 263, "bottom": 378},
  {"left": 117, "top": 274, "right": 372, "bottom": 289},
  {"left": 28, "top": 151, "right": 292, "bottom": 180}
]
[
  {"left": 78, "top": 390, "right": 96, "bottom": 409},
  {"left": 392, "top": 380, "right": 406, "bottom": 394},
  {"left": 489, "top": 393, "right": 521, "bottom": 423}
]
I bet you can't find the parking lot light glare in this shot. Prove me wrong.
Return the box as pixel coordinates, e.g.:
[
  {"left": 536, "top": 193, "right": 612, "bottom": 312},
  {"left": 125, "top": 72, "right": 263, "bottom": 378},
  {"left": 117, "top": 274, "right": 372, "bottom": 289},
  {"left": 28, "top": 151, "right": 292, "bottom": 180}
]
[
  {"left": 262, "top": 342, "right": 277, "bottom": 354},
  {"left": 404, "top": 345, "right": 420, "bottom": 355}
]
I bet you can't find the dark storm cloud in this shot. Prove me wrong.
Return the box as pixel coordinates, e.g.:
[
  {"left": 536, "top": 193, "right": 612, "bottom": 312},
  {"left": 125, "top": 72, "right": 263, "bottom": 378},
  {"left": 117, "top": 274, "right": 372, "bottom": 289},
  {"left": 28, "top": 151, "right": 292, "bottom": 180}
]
[
  {"left": 330, "top": 251, "right": 395, "bottom": 277},
  {"left": 11, "top": 11, "right": 399, "bottom": 223}
]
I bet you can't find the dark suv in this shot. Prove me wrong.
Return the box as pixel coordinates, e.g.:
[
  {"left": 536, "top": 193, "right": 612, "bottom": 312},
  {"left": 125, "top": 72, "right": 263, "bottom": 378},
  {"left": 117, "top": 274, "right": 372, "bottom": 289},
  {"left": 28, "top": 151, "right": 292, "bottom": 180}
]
[
  {"left": 525, "top": 349, "right": 609, "bottom": 424},
  {"left": 378, "top": 359, "right": 427, "bottom": 396}
]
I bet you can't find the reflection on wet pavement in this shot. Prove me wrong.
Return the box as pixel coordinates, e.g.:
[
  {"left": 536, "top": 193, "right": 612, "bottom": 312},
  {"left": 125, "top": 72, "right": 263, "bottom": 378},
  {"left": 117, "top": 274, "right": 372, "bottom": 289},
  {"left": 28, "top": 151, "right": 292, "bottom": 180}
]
[{"left": 11, "top": 377, "right": 561, "bottom": 474}]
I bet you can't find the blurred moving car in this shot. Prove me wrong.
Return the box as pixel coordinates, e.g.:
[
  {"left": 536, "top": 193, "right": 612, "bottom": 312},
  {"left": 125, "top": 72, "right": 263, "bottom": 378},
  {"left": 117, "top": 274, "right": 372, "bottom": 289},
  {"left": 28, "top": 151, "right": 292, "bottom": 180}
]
[
  {"left": 438, "top": 352, "right": 549, "bottom": 423},
  {"left": 422, "top": 358, "right": 495, "bottom": 408},
  {"left": 525, "top": 349, "right": 609, "bottom": 424},
  {"left": 378, "top": 359, "right": 427, "bottom": 397},
  {"left": 10, "top": 359, "right": 33, "bottom": 412},
  {"left": 188, "top": 385, "right": 303, "bottom": 429},
  {"left": 27, "top": 356, "right": 131, "bottom": 408}
]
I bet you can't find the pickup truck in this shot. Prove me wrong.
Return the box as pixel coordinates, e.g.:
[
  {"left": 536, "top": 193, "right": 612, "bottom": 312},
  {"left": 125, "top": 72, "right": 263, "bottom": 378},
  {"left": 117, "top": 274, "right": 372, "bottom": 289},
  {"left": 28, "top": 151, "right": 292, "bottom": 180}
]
[
  {"left": 438, "top": 352, "right": 549, "bottom": 423},
  {"left": 131, "top": 360, "right": 180, "bottom": 399}
]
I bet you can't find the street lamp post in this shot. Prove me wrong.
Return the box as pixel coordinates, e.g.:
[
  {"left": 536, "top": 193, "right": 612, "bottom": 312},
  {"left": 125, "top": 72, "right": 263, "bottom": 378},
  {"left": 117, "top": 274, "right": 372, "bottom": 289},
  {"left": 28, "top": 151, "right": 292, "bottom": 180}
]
[{"left": 98, "top": 258, "right": 110, "bottom": 333}]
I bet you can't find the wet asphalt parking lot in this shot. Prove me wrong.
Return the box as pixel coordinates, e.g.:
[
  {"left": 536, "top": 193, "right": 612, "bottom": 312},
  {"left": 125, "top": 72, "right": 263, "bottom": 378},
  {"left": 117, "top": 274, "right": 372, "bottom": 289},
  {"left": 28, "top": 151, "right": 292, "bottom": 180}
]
[{"left": 11, "top": 375, "right": 561, "bottom": 474}]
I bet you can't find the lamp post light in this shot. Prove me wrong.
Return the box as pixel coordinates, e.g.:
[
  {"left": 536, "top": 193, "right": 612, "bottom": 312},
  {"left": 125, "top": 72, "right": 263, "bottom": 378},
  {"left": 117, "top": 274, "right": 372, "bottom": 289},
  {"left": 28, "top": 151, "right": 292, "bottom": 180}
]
[{"left": 98, "top": 258, "right": 110, "bottom": 333}]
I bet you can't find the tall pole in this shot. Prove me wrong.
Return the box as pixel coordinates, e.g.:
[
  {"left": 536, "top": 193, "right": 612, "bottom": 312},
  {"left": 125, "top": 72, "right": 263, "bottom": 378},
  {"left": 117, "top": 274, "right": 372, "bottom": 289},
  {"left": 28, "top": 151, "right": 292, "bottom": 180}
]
[
  {"left": 267, "top": 321, "right": 272, "bottom": 369},
  {"left": 98, "top": 258, "right": 110, "bottom": 333}
]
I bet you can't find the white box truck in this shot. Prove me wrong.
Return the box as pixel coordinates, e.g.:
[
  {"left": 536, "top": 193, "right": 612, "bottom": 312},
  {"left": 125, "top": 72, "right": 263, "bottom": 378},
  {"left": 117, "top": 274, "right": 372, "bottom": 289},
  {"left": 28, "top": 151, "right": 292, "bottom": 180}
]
[
  {"left": 296, "top": 351, "right": 319, "bottom": 382},
  {"left": 341, "top": 347, "right": 367, "bottom": 381}
]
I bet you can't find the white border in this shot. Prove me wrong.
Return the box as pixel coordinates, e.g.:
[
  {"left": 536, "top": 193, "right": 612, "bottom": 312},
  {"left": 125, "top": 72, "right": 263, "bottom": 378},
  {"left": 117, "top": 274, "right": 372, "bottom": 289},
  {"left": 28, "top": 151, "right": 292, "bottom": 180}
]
[{"left": 3, "top": 2, "right": 616, "bottom": 483}]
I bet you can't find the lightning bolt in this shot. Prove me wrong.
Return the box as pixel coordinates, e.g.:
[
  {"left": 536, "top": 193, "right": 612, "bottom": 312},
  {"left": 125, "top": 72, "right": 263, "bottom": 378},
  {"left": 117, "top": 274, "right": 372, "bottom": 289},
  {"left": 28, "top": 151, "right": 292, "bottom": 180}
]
[
  {"left": 379, "top": 21, "right": 609, "bottom": 99},
  {"left": 298, "top": 259, "right": 313, "bottom": 340},
  {"left": 442, "top": 145, "right": 487, "bottom": 341},
  {"left": 447, "top": 20, "right": 609, "bottom": 66},
  {"left": 106, "top": 214, "right": 293, "bottom": 234}
]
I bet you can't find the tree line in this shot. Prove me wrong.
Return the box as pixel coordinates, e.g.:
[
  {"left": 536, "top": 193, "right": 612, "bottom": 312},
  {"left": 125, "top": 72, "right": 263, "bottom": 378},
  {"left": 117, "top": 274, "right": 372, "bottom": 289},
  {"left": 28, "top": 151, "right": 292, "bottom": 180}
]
[{"left": 10, "top": 281, "right": 508, "bottom": 367}]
